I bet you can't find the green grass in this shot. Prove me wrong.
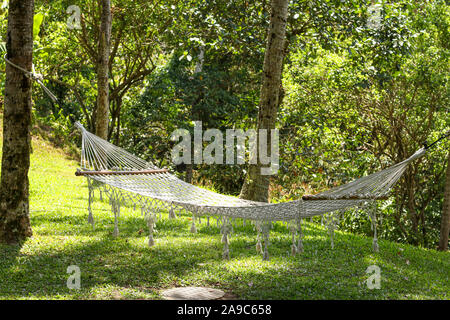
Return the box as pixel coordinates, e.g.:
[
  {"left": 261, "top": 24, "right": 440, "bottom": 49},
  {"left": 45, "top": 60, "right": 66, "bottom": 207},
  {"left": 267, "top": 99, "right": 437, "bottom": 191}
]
[{"left": 0, "top": 129, "right": 449, "bottom": 300}]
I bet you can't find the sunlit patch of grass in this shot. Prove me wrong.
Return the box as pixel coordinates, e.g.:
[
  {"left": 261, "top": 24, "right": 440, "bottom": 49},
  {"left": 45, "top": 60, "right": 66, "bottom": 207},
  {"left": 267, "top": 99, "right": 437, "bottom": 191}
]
[{"left": 0, "top": 123, "right": 449, "bottom": 299}]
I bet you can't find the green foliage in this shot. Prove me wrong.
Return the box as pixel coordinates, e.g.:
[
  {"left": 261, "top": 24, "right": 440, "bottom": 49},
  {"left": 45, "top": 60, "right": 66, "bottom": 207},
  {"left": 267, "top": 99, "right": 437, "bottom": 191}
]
[
  {"left": 0, "top": 135, "right": 448, "bottom": 299},
  {"left": 122, "top": 49, "right": 258, "bottom": 194},
  {"left": 279, "top": 0, "right": 449, "bottom": 248}
]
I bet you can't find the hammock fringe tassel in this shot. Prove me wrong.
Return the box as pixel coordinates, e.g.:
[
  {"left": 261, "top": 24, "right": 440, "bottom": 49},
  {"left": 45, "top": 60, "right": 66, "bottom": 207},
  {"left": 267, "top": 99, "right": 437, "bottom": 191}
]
[
  {"left": 262, "top": 222, "right": 271, "bottom": 261},
  {"left": 147, "top": 215, "right": 155, "bottom": 247},
  {"left": 255, "top": 222, "right": 263, "bottom": 254},
  {"left": 190, "top": 214, "right": 197, "bottom": 234},
  {"left": 87, "top": 178, "right": 94, "bottom": 228},
  {"left": 297, "top": 218, "right": 304, "bottom": 254},
  {"left": 370, "top": 202, "right": 379, "bottom": 253},
  {"left": 221, "top": 218, "right": 231, "bottom": 260}
]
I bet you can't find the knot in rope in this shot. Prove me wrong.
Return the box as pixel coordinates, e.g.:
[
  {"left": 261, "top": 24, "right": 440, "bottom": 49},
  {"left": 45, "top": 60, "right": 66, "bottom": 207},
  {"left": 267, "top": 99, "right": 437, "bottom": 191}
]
[{"left": 3, "top": 54, "right": 58, "bottom": 102}]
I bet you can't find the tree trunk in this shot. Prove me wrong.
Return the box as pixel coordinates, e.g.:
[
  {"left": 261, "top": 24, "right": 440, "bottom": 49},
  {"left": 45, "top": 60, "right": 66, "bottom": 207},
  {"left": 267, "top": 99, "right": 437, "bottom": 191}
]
[
  {"left": 438, "top": 151, "right": 450, "bottom": 251},
  {"left": 239, "top": 0, "right": 288, "bottom": 202},
  {"left": 185, "top": 47, "right": 205, "bottom": 183},
  {"left": 95, "top": 0, "right": 111, "bottom": 140},
  {"left": 114, "top": 96, "right": 122, "bottom": 146},
  {"left": 0, "top": 0, "right": 34, "bottom": 244}
]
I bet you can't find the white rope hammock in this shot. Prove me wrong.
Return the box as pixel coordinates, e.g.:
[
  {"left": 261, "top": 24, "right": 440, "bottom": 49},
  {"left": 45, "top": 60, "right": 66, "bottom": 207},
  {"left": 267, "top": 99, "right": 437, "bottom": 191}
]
[
  {"left": 74, "top": 122, "right": 427, "bottom": 259},
  {"left": 2, "top": 49, "right": 441, "bottom": 259}
]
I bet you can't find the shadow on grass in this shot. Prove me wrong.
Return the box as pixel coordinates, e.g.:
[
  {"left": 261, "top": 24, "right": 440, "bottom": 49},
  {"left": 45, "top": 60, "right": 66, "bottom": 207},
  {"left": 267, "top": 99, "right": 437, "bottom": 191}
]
[
  {"left": 0, "top": 232, "right": 225, "bottom": 299},
  {"left": 1, "top": 215, "right": 448, "bottom": 299},
  {"left": 0, "top": 242, "right": 22, "bottom": 275}
]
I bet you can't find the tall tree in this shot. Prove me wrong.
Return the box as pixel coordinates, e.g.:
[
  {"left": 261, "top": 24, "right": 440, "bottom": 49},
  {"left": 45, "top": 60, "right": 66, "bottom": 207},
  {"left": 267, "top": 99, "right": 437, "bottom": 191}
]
[
  {"left": 95, "top": 0, "right": 111, "bottom": 139},
  {"left": 239, "top": 0, "right": 288, "bottom": 202},
  {"left": 439, "top": 151, "right": 450, "bottom": 251},
  {"left": 185, "top": 46, "right": 205, "bottom": 184},
  {"left": 0, "top": 0, "right": 34, "bottom": 243},
  {"left": 51, "top": 0, "right": 168, "bottom": 142}
]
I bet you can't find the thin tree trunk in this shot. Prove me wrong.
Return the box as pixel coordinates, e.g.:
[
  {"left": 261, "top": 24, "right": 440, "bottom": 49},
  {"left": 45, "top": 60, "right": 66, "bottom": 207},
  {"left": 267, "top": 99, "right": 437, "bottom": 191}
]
[
  {"left": 114, "top": 97, "right": 122, "bottom": 146},
  {"left": 438, "top": 151, "right": 450, "bottom": 251},
  {"left": 95, "top": 0, "right": 111, "bottom": 140},
  {"left": 185, "top": 163, "right": 193, "bottom": 184},
  {"left": 0, "top": 0, "right": 34, "bottom": 244},
  {"left": 185, "top": 47, "right": 205, "bottom": 183},
  {"left": 239, "top": 0, "right": 288, "bottom": 202}
]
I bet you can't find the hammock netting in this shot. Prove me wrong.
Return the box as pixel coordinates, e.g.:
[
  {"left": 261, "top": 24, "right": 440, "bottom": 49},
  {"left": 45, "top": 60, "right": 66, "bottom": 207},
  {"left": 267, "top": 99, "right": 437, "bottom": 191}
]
[{"left": 74, "top": 122, "right": 427, "bottom": 259}]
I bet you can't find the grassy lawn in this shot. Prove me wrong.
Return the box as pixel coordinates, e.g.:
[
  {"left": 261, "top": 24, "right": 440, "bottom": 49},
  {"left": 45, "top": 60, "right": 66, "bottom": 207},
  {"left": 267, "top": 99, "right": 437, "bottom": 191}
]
[{"left": 0, "top": 128, "right": 449, "bottom": 300}]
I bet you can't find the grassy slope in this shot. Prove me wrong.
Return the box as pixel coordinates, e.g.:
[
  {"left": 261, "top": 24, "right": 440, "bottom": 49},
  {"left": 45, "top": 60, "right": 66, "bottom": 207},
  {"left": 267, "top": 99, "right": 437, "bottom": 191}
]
[{"left": 0, "top": 125, "right": 448, "bottom": 300}]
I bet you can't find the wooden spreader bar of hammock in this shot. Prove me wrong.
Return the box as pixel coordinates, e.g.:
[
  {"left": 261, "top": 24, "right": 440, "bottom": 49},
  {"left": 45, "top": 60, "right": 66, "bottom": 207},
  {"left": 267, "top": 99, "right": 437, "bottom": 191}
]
[
  {"left": 75, "top": 169, "right": 169, "bottom": 176},
  {"left": 302, "top": 194, "right": 389, "bottom": 201}
]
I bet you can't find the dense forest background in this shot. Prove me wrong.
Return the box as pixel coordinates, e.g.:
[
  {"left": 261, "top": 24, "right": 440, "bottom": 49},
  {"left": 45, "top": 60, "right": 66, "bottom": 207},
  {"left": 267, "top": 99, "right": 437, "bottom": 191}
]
[{"left": 0, "top": 0, "right": 448, "bottom": 249}]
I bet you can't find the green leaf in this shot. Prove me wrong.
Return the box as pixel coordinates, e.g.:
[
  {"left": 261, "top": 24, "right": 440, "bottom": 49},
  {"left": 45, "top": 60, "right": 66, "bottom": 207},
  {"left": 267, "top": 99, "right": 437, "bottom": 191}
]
[{"left": 33, "top": 13, "right": 44, "bottom": 40}]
